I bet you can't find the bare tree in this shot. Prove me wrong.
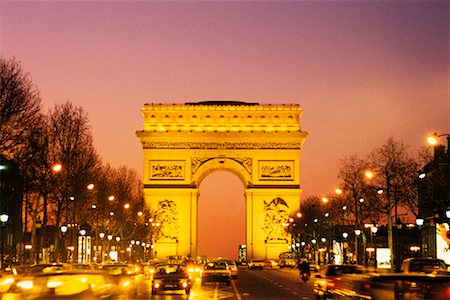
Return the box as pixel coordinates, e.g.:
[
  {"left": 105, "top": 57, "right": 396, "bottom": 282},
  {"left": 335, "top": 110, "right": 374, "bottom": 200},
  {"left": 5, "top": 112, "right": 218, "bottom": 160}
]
[
  {"left": 366, "top": 137, "right": 421, "bottom": 270},
  {"left": 89, "top": 164, "right": 144, "bottom": 240},
  {"left": 46, "top": 102, "right": 101, "bottom": 261},
  {"left": 337, "top": 155, "right": 384, "bottom": 227},
  {"left": 0, "top": 57, "right": 42, "bottom": 157},
  {"left": 14, "top": 114, "right": 54, "bottom": 262}
]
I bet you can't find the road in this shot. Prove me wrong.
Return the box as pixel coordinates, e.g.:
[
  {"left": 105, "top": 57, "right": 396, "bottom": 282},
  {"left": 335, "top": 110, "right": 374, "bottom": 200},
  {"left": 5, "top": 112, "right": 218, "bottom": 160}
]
[{"left": 137, "top": 267, "right": 316, "bottom": 300}]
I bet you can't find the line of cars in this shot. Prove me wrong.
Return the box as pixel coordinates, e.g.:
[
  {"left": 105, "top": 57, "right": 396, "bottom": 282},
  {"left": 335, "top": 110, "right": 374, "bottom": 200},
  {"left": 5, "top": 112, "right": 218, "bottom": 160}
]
[
  {"left": 313, "top": 258, "right": 450, "bottom": 300},
  {"left": 149, "top": 257, "right": 238, "bottom": 295}
]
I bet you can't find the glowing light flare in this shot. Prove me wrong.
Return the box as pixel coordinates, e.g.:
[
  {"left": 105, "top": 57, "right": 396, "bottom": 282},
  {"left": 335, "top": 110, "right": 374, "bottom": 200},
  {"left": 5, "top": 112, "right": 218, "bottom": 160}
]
[
  {"left": 335, "top": 188, "right": 343, "bottom": 195},
  {"left": 52, "top": 163, "right": 62, "bottom": 172},
  {"left": 86, "top": 183, "right": 95, "bottom": 190},
  {"left": 17, "top": 280, "right": 33, "bottom": 289},
  {"left": 364, "top": 170, "right": 374, "bottom": 179},
  {"left": 427, "top": 133, "right": 439, "bottom": 145},
  {"left": 321, "top": 197, "right": 329, "bottom": 204}
]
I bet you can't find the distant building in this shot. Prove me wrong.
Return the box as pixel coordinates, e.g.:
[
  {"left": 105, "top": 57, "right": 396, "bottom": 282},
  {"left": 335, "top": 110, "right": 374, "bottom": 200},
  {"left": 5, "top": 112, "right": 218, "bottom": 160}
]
[
  {"left": 0, "top": 155, "right": 24, "bottom": 265},
  {"left": 418, "top": 137, "right": 450, "bottom": 262}
]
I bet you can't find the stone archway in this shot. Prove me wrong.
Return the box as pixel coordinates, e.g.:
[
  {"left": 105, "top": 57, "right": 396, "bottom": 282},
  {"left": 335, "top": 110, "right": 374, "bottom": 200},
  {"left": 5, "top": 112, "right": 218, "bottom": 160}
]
[{"left": 136, "top": 101, "right": 307, "bottom": 260}]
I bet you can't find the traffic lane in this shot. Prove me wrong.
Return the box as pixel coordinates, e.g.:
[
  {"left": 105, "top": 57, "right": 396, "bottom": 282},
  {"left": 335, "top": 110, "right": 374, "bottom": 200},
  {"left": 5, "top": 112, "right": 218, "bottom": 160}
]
[
  {"left": 235, "top": 267, "right": 315, "bottom": 299},
  {"left": 136, "top": 268, "right": 315, "bottom": 299},
  {"left": 147, "top": 280, "right": 235, "bottom": 300}
]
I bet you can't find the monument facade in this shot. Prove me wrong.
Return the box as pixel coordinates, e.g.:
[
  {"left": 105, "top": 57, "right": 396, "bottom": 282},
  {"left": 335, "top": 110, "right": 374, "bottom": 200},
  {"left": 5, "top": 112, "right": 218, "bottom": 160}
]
[{"left": 136, "top": 101, "right": 307, "bottom": 260}]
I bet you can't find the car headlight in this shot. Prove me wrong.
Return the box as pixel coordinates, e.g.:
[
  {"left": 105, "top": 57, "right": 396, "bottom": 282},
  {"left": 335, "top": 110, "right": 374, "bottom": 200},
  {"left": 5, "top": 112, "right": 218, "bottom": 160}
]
[
  {"left": 47, "top": 280, "right": 63, "bottom": 289},
  {"left": 153, "top": 279, "right": 162, "bottom": 289},
  {"left": 17, "top": 280, "right": 33, "bottom": 289},
  {"left": 0, "top": 277, "right": 15, "bottom": 286},
  {"left": 121, "top": 280, "right": 131, "bottom": 288}
]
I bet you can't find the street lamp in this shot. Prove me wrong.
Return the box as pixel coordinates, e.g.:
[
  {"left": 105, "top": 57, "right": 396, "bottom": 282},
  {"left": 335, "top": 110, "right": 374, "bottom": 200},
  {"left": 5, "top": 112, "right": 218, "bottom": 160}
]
[
  {"left": 427, "top": 132, "right": 450, "bottom": 160},
  {"left": 416, "top": 218, "right": 424, "bottom": 227},
  {"left": 52, "top": 163, "right": 62, "bottom": 172},
  {"left": 342, "top": 232, "right": 348, "bottom": 264},
  {"left": 79, "top": 229, "right": 86, "bottom": 263},
  {"left": 60, "top": 225, "right": 68, "bottom": 262},
  {"left": 371, "top": 226, "right": 378, "bottom": 268},
  {"left": 99, "top": 232, "right": 105, "bottom": 263},
  {"left": 0, "top": 213, "right": 9, "bottom": 270}
]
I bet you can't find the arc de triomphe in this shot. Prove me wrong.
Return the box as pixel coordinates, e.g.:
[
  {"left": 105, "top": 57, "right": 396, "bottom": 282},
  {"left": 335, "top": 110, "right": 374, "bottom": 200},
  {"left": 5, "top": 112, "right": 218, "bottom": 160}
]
[{"left": 136, "top": 101, "right": 307, "bottom": 260}]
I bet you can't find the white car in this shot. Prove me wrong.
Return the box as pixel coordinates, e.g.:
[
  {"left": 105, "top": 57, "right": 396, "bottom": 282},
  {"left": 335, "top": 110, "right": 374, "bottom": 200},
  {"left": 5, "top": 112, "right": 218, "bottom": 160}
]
[
  {"left": 264, "top": 260, "right": 280, "bottom": 268},
  {"left": 248, "top": 259, "right": 265, "bottom": 270}
]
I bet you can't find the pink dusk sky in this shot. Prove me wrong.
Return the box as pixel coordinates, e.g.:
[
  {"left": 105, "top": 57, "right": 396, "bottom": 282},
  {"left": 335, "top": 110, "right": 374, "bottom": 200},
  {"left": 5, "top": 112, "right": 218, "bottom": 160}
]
[{"left": 1, "top": 1, "right": 448, "bottom": 260}]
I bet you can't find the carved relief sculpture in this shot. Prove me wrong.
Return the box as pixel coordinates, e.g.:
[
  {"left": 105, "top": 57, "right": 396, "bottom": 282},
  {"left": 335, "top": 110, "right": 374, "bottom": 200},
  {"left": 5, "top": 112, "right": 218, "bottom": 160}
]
[
  {"left": 259, "top": 161, "right": 294, "bottom": 180},
  {"left": 154, "top": 199, "right": 179, "bottom": 240},
  {"left": 150, "top": 160, "right": 184, "bottom": 179},
  {"left": 262, "top": 197, "right": 290, "bottom": 242}
]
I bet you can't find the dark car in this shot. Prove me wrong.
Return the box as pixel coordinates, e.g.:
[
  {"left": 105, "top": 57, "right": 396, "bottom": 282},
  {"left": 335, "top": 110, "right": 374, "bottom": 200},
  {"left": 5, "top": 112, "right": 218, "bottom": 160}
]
[
  {"left": 328, "top": 272, "right": 450, "bottom": 300},
  {"left": 400, "top": 257, "right": 448, "bottom": 274},
  {"left": 313, "top": 264, "right": 364, "bottom": 299},
  {"left": 151, "top": 263, "right": 191, "bottom": 295},
  {"left": 201, "top": 261, "right": 231, "bottom": 286}
]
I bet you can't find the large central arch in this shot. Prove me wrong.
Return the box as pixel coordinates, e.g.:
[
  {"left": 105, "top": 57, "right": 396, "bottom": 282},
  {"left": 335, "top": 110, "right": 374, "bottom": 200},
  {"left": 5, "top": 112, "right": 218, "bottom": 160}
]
[{"left": 136, "top": 101, "right": 307, "bottom": 260}]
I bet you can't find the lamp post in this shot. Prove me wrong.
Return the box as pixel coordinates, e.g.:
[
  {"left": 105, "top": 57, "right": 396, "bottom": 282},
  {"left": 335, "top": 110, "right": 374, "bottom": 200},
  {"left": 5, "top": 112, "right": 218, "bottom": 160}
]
[
  {"left": 371, "top": 226, "right": 378, "bottom": 269},
  {"left": 79, "top": 229, "right": 86, "bottom": 263},
  {"left": 115, "top": 236, "right": 121, "bottom": 262},
  {"left": 60, "top": 225, "right": 68, "bottom": 262},
  {"left": 107, "top": 234, "right": 113, "bottom": 263},
  {"left": 342, "top": 232, "right": 348, "bottom": 264},
  {"left": 0, "top": 213, "right": 9, "bottom": 271},
  {"left": 99, "top": 232, "right": 105, "bottom": 263},
  {"left": 355, "top": 229, "right": 362, "bottom": 265}
]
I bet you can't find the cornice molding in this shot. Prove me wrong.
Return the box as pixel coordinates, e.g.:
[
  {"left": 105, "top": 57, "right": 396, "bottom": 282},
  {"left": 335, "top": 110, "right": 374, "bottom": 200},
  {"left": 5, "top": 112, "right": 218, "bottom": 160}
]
[{"left": 141, "top": 141, "right": 303, "bottom": 150}]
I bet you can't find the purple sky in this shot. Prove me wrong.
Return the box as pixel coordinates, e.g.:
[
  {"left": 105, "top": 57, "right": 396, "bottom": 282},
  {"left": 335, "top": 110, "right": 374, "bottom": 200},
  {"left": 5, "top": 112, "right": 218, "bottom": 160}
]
[{"left": 1, "top": 1, "right": 448, "bottom": 260}]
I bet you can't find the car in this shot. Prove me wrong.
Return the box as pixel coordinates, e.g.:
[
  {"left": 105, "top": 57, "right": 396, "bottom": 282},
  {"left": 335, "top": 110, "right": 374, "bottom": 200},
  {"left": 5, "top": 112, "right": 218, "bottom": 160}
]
[
  {"left": 185, "top": 260, "right": 203, "bottom": 282},
  {"left": 100, "top": 263, "right": 139, "bottom": 297},
  {"left": 151, "top": 263, "right": 191, "bottom": 295},
  {"left": 313, "top": 264, "right": 364, "bottom": 299},
  {"left": 400, "top": 257, "right": 449, "bottom": 274},
  {"left": 327, "top": 272, "right": 450, "bottom": 300},
  {"left": 214, "top": 259, "right": 238, "bottom": 279},
  {"left": 2, "top": 270, "right": 120, "bottom": 299},
  {"left": 309, "top": 263, "right": 321, "bottom": 272},
  {"left": 201, "top": 261, "right": 231, "bottom": 286},
  {"left": 264, "top": 260, "right": 280, "bottom": 268},
  {"left": 248, "top": 259, "right": 265, "bottom": 270}
]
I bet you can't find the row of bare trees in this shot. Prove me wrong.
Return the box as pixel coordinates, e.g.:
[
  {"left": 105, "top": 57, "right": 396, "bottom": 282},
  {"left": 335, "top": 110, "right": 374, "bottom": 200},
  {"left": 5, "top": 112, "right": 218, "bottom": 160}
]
[
  {"left": 1, "top": 57, "right": 146, "bottom": 263},
  {"left": 294, "top": 137, "right": 433, "bottom": 269}
]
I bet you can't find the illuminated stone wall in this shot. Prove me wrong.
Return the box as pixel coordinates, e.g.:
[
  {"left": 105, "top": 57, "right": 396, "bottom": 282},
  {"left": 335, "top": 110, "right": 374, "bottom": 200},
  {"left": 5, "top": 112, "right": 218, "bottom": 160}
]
[{"left": 136, "top": 101, "right": 307, "bottom": 260}]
